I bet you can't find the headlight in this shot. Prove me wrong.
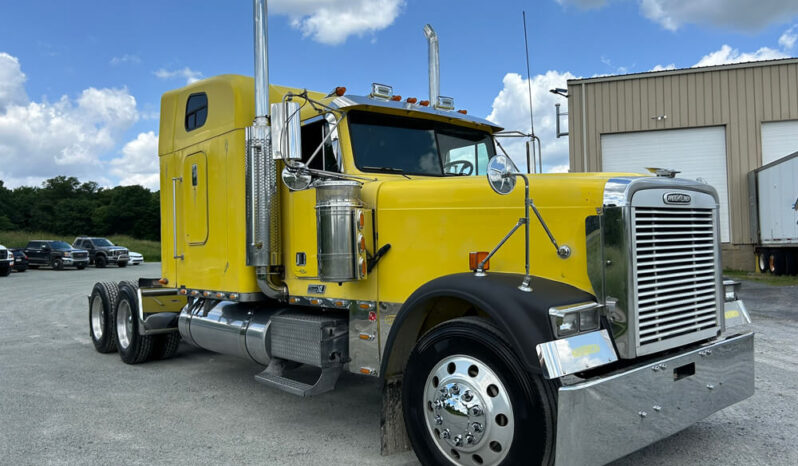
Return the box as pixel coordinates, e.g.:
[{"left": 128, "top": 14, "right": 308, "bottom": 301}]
[
  {"left": 723, "top": 279, "right": 741, "bottom": 302},
  {"left": 549, "top": 302, "right": 601, "bottom": 338},
  {"left": 64, "top": 252, "right": 72, "bottom": 257}
]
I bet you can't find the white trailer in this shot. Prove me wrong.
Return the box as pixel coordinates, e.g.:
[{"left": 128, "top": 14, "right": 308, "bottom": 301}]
[{"left": 749, "top": 150, "right": 798, "bottom": 275}]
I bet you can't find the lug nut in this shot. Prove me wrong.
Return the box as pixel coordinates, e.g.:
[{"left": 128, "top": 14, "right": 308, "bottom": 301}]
[
  {"left": 434, "top": 415, "right": 443, "bottom": 425},
  {"left": 462, "top": 390, "right": 473, "bottom": 402},
  {"left": 454, "top": 435, "right": 463, "bottom": 446},
  {"left": 465, "top": 434, "right": 475, "bottom": 445},
  {"left": 441, "top": 429, "right": 451, "bottom": 439},
  {"left": 472, "top": 407, "right": 483, "bottom": 416},
  {"left": 472, "top": 422, "right": 483, "bottom": 433},
  {"left": 451, "top": 384, "right": 460, "bottom": 394}
]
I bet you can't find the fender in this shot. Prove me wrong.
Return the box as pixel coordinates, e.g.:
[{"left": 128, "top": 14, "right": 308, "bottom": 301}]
[{"left": 380, "top": 272, "right": 596, "bottom": 377}]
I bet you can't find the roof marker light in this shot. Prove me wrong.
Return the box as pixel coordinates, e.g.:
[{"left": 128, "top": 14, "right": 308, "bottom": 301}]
[
  {"left": 370, "top": 83, "right": 393, "bottom": 100},
  {"left": 457, "top": 109, "right": 467, "bottom": 114},
  {"left": 390, "top": 95, "right": 402, "bottom": 101},
  {"left": 419, "top": 100, "right": 430, "bottom": 107},
  {"left": 406, "top": 97, "right": 418, "bottom": 104}
]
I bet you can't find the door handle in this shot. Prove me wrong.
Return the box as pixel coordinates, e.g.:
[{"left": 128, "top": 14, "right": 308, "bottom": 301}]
[{"left": 172, "top": 176, "right": 184, "bottom": 260}]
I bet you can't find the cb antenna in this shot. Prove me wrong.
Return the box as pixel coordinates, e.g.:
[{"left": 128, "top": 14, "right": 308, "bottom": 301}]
[{"left": 522, "top": 11, "right": 541, "bottom": 173}]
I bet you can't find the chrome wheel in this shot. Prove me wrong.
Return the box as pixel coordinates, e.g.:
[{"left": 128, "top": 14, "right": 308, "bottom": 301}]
[
  {"left": 116, "top": 299, "right": 133, "bottom": 350},
  {"left": 423, "top": 354, "right": 514, "bottom": 465},
  {"left": 90, "top": 295, "right": 104, "bottom": 340}
]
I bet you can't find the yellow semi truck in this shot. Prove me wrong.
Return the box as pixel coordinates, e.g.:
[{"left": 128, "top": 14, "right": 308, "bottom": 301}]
[{"left": 87, "top": 1, "right": 755, "bottom": 464}]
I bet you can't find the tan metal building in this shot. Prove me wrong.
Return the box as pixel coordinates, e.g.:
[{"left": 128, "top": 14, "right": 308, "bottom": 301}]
[{"left": 566, "top": 58, "right": 798, "bottom": 270}]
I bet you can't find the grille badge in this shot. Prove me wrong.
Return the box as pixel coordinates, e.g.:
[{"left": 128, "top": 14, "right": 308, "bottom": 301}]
[{"left": 663, "top": 192, "right": 691, "bottom": 204}]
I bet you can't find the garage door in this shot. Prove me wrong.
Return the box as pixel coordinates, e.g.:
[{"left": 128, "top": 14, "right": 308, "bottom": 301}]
[
  {"left": 762, "top": 120, "right": 798, "bottom": 165},
  {"left": 601, "top": 126, "right": 730, "bottom": 242}
]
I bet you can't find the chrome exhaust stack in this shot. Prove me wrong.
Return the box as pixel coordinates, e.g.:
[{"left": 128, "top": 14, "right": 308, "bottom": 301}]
[
  {"left": 246, "top": 0, "right": 286, "bottom": 300},
  {"left": 423, "top": 24, "right": 439, "bottom": 106}
]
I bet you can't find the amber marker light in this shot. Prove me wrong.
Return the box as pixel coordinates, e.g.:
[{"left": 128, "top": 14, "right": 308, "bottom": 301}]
[
  {"left": 359, "top": 368, "right": 374, "bottom": 375},
  {"left": 179, "top": 289, "right": 188, "bottom": 295},
  {"left": 158, "top": 277, "right": 169, "bottom": 285},
  {"left": 419, "top": 100, "right": 430, "bottom": 106},
  {"left": 202, "top": 291, "right": 211, "bottom": 297},
  {"left": 310, "top": 298, "right": 321, "bottom": 305},
  {"left": 215, "top": 292, "right": 225, "bottom": 299},
  {"left": 406, "top": 97, "right": 417, "bottom": 103},
  {"left": 390, "top": 95, "right": 402, "bottom": 101},
  {"left": 357, "top": 211, "right": 365, "bottom": 230},
  {"left": 457, "top": 109, "right": 468, "bottom": 114},
  {"left": 358, "top": 302, "right": 371, "bottom": 310},
  {"left": 469, "top": 251, "right": 490, "bottom": 271},
  {"left": 335, "top": 86, "right": 346, "bottom": 96},
  {"left": 289, "top": 297, "right": 298, "bottom": 304}
]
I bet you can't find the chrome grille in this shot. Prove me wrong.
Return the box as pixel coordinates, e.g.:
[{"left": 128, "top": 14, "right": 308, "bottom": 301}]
[
  {"left": 0, "top": 250, "right": 6, "bottom": 260},
  {"left": 633, "top": 207, "right": 719, "bottom": 351},
  {"left": 73, "top": 252, "right": 88, "bottom": 259}
]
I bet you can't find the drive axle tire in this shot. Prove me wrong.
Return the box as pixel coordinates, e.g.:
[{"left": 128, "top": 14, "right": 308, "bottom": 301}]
[
  {"left": 403, "top": 317, "right": 556, "bottom": 466},
  {"left": 114, "top": 282, "right": 154, "bottom": 364},
  {"left": 52, "top": 257, "right": 64, "bottom": 270},
  {"left": 89, "top": 282, "right": 119, "bottom": 353},
  {"left": 152, "top": 332, "right": 181, "bottom": 360},
  {"left": 95, "top": 256, "right": 107, "bottom": 268}
]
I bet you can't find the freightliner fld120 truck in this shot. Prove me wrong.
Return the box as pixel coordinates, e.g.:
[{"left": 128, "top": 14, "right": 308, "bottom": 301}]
[{"left": 87, "top": 1, "right": 755, "bottom": 464}]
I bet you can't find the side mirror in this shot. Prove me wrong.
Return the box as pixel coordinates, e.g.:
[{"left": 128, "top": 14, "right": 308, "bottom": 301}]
[
  {"left": 486, "top": 155, "right": 519, "bottom": 195},
  {"left": 281, "top": 165, "right": 312, "bottom": 191},
  {"left": 42, "top": 245, "right": 50, "bottom": 251},
  {"left": 270, "top": 101, "right": 302, "bottom": 161}
]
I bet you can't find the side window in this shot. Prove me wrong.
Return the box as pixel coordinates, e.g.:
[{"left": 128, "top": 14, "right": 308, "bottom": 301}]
[
  {"left": 185, "top": 93, "right": 208, "bottom": 131},
  {"left": 300, "top": 118, "right": 339, "bottom": 172}
]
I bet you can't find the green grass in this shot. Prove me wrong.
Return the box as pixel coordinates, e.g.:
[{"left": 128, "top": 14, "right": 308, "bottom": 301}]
[
  {"left": 0, "top": 230, "right": 161, "bottom": 262},
  {"left": 724, "top": 269, "right": 798, "bottom": 286}
]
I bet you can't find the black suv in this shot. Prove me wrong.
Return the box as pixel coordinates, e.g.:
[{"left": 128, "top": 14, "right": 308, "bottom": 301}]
[
  {"left": 24, "top": 240, "right": 89, "bottom": 270},
  {"left": 73, "top": 237, "right": 129, "bottom": 268},
  {"left": 9, "top": 248, "right": 28, "bottom": 272}
]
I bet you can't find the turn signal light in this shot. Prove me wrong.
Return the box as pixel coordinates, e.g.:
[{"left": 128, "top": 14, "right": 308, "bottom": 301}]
[{"left": 469, "top": 251, "right": 490, "bottom": 271}]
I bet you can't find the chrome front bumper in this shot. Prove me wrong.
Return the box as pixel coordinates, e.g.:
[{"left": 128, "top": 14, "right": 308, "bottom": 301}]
[{"left": 554, "top": 331, "right": 754, "bottom": 466}]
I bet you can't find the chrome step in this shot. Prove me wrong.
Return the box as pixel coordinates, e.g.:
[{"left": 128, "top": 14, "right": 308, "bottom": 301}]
[{"left": 255, "top": 359, "right": 342, "bottom": 397}]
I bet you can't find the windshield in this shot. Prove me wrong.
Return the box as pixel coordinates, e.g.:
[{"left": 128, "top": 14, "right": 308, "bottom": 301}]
[
  {"left": 348, "top": 110, "right": 495, "bottom": 176},
  {"left": 92, "top": 238, "right": 114, "bottom": 247},
  {"left": 51, "top": 241, "right": 72, "bottom": 249}
]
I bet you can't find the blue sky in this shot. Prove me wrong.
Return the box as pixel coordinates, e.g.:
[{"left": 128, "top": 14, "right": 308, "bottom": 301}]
[{"left": 1, "top": 0, "right": 796, "bottom": 189}]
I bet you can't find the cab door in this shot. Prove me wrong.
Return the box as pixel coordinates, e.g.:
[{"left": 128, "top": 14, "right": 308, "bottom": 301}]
[{"left": 182, "top": 151, "right": 209, "bottom": 246}]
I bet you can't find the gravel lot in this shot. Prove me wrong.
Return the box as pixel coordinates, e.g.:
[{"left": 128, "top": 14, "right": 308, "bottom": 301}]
[{"left": 0, "top": 263, "right": 796, "bottom": 465}]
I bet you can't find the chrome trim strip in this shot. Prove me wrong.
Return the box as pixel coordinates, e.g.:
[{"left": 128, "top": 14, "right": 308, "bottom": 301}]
[
  {"left": 536, "top": 330, "right": 618, "bottom": 379},
  {"left": 548, "top": 301, "right": 600, "bottom": 317}
]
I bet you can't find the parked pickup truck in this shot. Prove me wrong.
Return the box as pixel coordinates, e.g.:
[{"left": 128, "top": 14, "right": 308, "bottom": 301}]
[
  {"left": 24, "top": 240, "right": 89, "bottom": 270},
  {"left": 72, "top": 237, "right": 129, "bottom": 268},
  {"left": 0, "top": 244, "right": 13, "bottom": 276}
]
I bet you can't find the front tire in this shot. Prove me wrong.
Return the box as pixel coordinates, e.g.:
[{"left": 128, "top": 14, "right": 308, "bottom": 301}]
[
  {"left": 95, "top": 255, "right": 107, "bottom": 268},
  {"left": 89, "top": 282, "right": 119, "bottom": 353},
  {"left": 114, "top": 282, "right": 154, "bottom": 364},
  {"left": 403, "top": 318, "right": 556, "bottom": 466},
  {"left": 52, "top": 257, "right": 64, "bottom": 270},
  {"left": 118, "top": 260, "right": 128, "bottom": 268},
  {"left": 77, "top": 264, "right": 86, "bottom": 270}
]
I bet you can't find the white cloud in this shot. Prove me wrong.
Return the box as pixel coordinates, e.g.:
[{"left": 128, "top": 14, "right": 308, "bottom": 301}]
[
  {"left": 0, "top": 52, "right": 141, "bottom": 188},
  {"left": 779, "top": 25, "right": 797, "bottom": 49},
  {"left": 110, "top": 131, "right": 160, "bottom": 190},
  {"left": 486, "top": 71, "right": 576, "bottom": 174},
  {"left": 110, "top": 54, "right": 141, "bottom": 65},
  {"left": 0, "top": 53, "right": 28, "bottom": 111},
  {"left": 271, "top": 0, "right": 404, "bottom": 45},
  {"left": 154, "top": 67, "right": 203, "bottom": 85},
  {"left": 693, "top": 44, "right": 788, "bottom": 67},
  {"left": 640, "top": 0, "right": 798, "bottom": 31},
  {"left": 650, "top": 63, "right": 676, "bottom": 71}
]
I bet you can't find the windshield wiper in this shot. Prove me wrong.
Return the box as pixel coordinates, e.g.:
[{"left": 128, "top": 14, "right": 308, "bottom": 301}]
[{"left": 362, "top": 166, "right": 411, "bottom": 179}]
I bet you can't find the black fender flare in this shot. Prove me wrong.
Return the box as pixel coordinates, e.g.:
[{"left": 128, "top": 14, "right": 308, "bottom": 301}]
[{"left": 379, "top": 272, "right": 596, "bottom": 377}]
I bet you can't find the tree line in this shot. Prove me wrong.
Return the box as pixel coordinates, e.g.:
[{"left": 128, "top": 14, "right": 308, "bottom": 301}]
[{"left": 0, "top": 176, "right": 160, "bottom": 241}]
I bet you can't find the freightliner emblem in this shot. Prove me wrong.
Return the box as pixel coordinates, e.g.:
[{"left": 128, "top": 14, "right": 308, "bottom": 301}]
[{"left": 664, "top": 192, "right": 691, "bottom": 204}]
